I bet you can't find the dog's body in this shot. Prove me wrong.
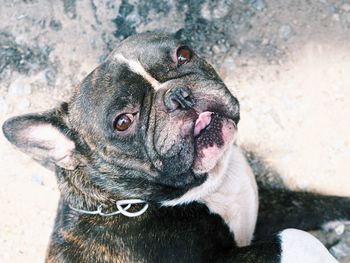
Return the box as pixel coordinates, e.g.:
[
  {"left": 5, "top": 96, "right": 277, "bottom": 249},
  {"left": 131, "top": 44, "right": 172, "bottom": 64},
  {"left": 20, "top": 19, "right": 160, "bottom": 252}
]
[{"left": 3, "top": 33, "right": 350, "bottom": 262}]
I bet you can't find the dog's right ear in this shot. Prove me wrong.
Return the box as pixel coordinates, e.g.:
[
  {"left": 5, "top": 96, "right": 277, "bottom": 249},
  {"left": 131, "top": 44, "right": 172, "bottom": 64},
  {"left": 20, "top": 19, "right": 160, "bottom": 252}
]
[{"left": 2, "top": 103, "right": 80, "bottom": 171}]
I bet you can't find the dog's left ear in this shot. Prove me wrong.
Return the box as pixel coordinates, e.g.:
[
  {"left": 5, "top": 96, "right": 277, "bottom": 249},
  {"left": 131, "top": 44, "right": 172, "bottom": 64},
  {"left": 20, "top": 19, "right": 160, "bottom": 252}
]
[{"left": 2, "top": 103, "right": 80, "bottom": 170}]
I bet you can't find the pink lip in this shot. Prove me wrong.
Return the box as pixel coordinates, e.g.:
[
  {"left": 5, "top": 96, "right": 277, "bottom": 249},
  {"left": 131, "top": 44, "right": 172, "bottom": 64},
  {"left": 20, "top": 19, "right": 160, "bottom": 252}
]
[{"left": 194, "top": 111, "right": 213, "bottom": 137}]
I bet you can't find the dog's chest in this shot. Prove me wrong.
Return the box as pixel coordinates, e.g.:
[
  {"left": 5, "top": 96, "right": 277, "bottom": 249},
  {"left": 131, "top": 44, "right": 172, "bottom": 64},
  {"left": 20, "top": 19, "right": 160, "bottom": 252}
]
[
  {"left": 202, "top": 146, "right": 259, "bottom": 247},
  {"left": 48, "top": 218, "right": 127, "bottom": 262},
  {"left": 49, "top": 204, "right": 236, "bottom": 263},
  {"left": 161, "top": 146, "right": 259, "bottom": 247}
]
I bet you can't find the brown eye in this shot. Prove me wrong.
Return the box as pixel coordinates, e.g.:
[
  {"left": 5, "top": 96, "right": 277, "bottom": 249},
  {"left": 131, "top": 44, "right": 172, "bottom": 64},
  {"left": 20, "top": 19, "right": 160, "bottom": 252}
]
[
  {"left": 114, "top": 113, "right": 134, "bottom": 131},
  {"left": 176, "top": 46, "right": 192, "bottom": 65}
]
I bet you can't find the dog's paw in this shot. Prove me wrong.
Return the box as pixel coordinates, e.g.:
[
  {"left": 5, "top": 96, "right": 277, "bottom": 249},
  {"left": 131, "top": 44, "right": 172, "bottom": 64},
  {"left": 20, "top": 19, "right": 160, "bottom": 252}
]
[{"left": 279, "top": 229, "right": 338, "bottom": 263}]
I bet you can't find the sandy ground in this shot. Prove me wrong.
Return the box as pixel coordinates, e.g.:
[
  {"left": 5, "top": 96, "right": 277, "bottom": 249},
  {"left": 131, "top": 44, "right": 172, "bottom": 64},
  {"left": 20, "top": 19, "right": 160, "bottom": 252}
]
[{"left": 0, "top": 0, "right": 349, "bottom": 262}]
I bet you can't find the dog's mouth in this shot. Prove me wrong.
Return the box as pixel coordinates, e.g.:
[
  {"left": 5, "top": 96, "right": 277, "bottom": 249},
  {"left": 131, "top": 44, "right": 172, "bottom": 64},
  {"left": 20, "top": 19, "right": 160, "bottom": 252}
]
[
  {"left": 194, "top": 112, "right": 225, "bottom": 148},
  {"left": 192, "top": 111, "right": 236, "bottom": 173}
]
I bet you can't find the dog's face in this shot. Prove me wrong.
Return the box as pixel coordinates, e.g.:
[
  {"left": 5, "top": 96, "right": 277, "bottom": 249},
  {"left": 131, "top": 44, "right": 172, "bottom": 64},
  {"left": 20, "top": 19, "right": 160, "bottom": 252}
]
[{"left": 3, "top": 33, "right": 239, "bottom": 202}]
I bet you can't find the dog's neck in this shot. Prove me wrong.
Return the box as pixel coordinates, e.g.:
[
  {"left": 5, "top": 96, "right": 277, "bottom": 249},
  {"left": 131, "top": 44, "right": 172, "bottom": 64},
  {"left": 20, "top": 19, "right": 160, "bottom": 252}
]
[
  {"left": 56, "top": 166, "right": 151, "bottom": 219},
  {"left": 56, "top": 166, "right": 115, "bottom": 210}
]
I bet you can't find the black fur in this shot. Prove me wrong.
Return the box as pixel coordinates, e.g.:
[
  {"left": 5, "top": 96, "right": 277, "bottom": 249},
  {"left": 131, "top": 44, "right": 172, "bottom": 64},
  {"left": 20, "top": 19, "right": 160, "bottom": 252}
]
[{"left": 256, "top": 187, "right": 350, "bottom": 240}]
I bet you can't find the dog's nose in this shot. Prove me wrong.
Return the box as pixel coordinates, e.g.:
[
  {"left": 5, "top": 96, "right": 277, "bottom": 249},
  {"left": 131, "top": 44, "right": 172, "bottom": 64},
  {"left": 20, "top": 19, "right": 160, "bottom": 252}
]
[{"left": 164, "top": 87, "right": 195, "bottom": 112}]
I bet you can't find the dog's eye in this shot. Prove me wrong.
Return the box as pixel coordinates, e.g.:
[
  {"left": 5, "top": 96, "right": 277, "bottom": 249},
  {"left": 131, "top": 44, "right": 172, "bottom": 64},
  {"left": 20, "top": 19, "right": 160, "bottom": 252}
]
[
  {"left": 114, "top": 113, "right": 134, "bottom": 131},
  {"left": 176, "top": 46, "right": 192, "bottom": 66}
]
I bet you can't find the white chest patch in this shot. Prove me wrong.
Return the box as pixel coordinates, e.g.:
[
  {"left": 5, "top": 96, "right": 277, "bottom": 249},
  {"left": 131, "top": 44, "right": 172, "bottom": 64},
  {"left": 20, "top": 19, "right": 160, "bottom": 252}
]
[
  {"left": 203, "top": 146, "right": 258, "bottom": 247},
  {"left": 162, "top": 145, "right": 259, "bottom": 247},
  {"left": 279, "top": 229, "right": 338, "bottom": 263}
]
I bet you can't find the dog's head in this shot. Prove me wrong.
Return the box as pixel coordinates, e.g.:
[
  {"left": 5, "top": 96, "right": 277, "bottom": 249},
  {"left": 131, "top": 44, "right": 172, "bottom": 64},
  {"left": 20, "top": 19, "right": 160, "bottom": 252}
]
[{"left": 2, "top": 33, "right": 239, "bottom": 203}]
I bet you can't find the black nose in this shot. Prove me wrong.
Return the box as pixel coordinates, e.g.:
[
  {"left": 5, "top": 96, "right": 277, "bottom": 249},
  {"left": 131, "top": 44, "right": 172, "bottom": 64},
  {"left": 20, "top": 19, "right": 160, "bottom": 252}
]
[{"left": 164, "top": 87, "right": 195, "bottom": 112}]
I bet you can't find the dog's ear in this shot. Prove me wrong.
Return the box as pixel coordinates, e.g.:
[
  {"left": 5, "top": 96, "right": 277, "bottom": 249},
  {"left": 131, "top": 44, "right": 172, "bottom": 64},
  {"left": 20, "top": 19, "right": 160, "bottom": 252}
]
[{"left": 2, "top": 103, "right": 80, "bottom": 170}]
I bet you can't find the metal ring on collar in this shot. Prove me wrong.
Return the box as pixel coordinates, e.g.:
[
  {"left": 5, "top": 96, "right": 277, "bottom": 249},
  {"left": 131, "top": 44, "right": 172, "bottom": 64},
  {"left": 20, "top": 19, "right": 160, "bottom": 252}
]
[{"left": 116, "top": 199, "right": 149, "bottom": 217}]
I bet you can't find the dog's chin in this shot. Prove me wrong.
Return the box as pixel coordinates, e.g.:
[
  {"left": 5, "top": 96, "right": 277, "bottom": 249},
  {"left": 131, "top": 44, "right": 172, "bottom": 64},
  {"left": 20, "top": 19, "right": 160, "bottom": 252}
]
[
  {"left": 191, "top": 113, "right": 236, "bottom": 174},
  {"left": 154, "top": 113, "right": 236, "bottom": 190}
]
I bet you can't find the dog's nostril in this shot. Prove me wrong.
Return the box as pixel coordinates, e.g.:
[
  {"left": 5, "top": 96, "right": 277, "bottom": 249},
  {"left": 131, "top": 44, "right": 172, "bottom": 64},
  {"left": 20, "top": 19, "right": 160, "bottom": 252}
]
[{"left": 164, "top": 86, "right": 195, "bottom": 112}]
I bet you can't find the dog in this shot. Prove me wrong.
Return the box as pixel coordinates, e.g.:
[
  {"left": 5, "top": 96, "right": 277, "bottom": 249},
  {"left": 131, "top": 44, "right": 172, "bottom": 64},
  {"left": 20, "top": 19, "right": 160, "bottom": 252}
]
[{"left": 3, "top": 33, "right": 350, "bottom": 262}]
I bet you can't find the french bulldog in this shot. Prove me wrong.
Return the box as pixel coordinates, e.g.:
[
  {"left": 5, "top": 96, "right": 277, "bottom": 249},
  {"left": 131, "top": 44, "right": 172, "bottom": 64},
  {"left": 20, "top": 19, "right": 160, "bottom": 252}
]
[{"left": 3, "top": 33, "right": 350, "bottom": 262}]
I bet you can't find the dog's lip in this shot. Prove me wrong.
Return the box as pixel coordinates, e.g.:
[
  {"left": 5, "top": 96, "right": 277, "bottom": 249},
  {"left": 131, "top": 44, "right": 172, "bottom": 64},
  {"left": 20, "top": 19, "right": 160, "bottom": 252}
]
[
  {"left": 192, "top": 103, "right": 239, "bottom": 126},
  {"left": 194, "top": 111, "right": 213, "bottom": 137},
  {"left": 192, "top": 109, "right": 238, "bottom": 136}
]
